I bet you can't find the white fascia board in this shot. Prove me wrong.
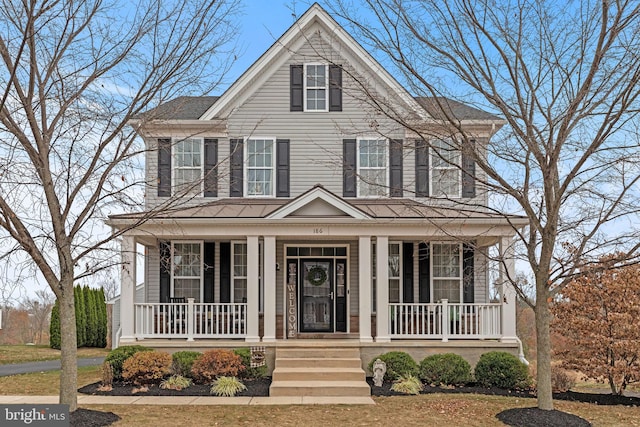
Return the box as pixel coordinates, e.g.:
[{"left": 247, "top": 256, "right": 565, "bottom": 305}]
[{"left": 266, "top": 186, "right": 371, "bottom": 219}]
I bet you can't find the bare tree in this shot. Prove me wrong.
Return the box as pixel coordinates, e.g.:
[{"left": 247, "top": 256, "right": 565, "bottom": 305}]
[
  {"left": 20, "top": 288, "right": 54, "bottom": 344},
  {"left": 327, "top": 0, "right": 640, "bottom": 410},
  {"left": 0, "top": 0, "right": 240, "bottom": 410}
]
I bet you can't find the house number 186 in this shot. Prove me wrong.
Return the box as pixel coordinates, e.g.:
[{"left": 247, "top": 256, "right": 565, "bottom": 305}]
[{"left": 313, "top": 228, "right": 324, "bottom": 234}]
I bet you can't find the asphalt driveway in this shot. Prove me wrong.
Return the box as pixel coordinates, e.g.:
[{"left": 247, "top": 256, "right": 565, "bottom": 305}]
[{"left": 0, "top": 357, "right": 105, "bottom": 376}]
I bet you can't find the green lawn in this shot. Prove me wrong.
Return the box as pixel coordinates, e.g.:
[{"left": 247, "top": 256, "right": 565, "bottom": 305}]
[{"left": 0, "top": 345, "right": 107, "bottom": 365}]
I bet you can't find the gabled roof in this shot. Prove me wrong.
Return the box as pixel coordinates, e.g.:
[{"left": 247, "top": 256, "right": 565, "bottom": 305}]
[
  {"left": 199, "top": 3, "right": 426, "bottom": 120},
  {"left": 136, "top": 96, "right": 220, "bottom": 120},
  {"left": 266, "top": 185, "right": 371, "bottom": 219},
  {"left": 415, "top": 97, "right": 501, "bottom": 121}
]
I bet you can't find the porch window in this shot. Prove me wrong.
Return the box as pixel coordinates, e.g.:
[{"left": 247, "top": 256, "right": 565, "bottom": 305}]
[
  {"left": 245, "top": 138, "right": 275, "bottom": 196},
  {"left": 305, "top": 64, "right": 328, "bottom": 111},
  {"left": 431, "top": 242, "right": 462, "bottom": 302},
  {"left": 232, "top": 242, "right": 263, "bottom": 310},
  {"left": 358, "top": 138, "right": 388, "bottom": 197},
  {"left": 431, "top": 139, "right": 461, "bottom": 198},
  {"left": 371, "top": 241, "right": 403, "bottom": 311},
  {"left": 172, "top": 242, "right": 202, "bottom": 302},
  {"left": 173, "top": 138, "right": 203, "bottom": 195}
]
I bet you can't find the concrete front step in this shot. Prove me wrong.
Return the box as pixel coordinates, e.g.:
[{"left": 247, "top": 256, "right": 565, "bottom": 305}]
[
  {"left": 272, "top": 367, "right": 366, "bottom": 382},
  {"left": 269, "top": 380, "right": 371, "bottom": 397},
  {"left": 275, "top": 357, "right": 363, "bottom": 369},
  {"left": 275, "top": 347, "right": 361, "bottom": 359}
]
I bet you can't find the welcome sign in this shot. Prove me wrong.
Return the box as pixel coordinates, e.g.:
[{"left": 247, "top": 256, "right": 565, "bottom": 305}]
[{"left": 287, "top": 262, "right": 297, "bottom": 338}]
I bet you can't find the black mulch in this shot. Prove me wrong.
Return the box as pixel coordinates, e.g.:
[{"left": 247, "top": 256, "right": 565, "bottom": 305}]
[
  {"left": 71, "top": 409, "right": 120, "bottom": 427},
  {"left": 497, "top": 407, "right": 591, "bottom": 427},
  {"left": 78, "top": 377, "right": 271, "bottom": 397}
]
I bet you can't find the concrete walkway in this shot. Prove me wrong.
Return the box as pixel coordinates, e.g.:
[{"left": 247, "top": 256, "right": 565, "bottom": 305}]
[
  {"left": 0, "top": 357, "right": 105, "bottom": 377},
  {"left": 0, "top": 395, "right": 376, "bottom": 405}
]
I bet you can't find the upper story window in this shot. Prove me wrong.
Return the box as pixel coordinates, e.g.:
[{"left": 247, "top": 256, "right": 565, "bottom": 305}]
[
  {"left": 431, "top": 139, "right": 461, "bottom": 198},
  {"left": 431, "top": 242, "right": 462, "bottom": 303},
  {"left": 358, "top": 138, "right": 388, "bottom": 197},
  {"left": 245, "top": 137, "right": 275, "bottom": 197},
  {"left": 305, "top": 64, "right": 328, "bottom": 111},
  {"left": 173, "top": 138, "right": 203, "bottom": 195}
]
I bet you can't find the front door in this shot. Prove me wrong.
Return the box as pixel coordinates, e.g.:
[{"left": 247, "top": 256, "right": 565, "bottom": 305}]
[{"left": 300, "top": 260, "right": 333, "bottom": 332}]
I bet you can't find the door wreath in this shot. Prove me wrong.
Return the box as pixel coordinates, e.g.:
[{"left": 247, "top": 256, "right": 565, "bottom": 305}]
[{"left": 306, "top": 265, "right": 327, "bottom": 286}]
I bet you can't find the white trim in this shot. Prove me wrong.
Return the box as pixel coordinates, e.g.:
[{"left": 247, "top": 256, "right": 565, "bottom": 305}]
[
  {"left": 430, "top": 242, "right": 463, "bottom": 303},
  {"left": 371, "top": 241, "right": 403, "bottom": 310},
  {"left": 231, "top": 240, "right": 264, "bottom": 309},
  {"left": 171, "top": 137, "right": 204, "bottom": 196},
  {"left": 170, "top": 240, "right": 204, "bottom": 302},
  {"left": 430, "top": 139, "right": 462, "bottom": 198},
  {"left": 303, "top": 63, "right": 329, "bottom": 112},
  {"left": 267, "top": 186, "right": 371, "bottom": 219},
  {"left": 357, "top": 137, "right": 389, "bottom": 198},
  {"left": 199, "top": 4, "right": 428, "bottom": 121},
  {"left": 243, "top": 136, "right": 276, "bottom": 197}
]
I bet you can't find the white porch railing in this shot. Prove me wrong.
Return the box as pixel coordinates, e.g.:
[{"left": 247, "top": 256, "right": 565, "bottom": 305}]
[
  {"left": 134, "top": 300, "right": 247, "bottom": 340},
  {"left": 389, "top": 300, "right": 502, "bottom": 340}
]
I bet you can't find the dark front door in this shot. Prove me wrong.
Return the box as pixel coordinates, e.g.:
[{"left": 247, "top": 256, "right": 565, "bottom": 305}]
[{"left": 300, "top": 260, "right": 333, "bottom": 332}]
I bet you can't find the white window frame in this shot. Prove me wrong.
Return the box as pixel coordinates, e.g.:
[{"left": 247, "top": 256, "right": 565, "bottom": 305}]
[
  {"left": 244, "top": 137, "right": 276, "bottom": 197},
  {"left": 371, "top": 241, "right": 403, "bottom": 311},
  {"left": 430, "top": 139, "right": 461, "bottom": 198},
  {"left": 231, "top": 241, "right": 263, "bottom": 310},
  {"left": 170, "top": 241, "right": 204, "bottom": 302},
  {"left": 430, "top": 242, "right": 463, "bottom": 303},
  {"left": 172, "top": 137, "right": 204, "bottom": 196},
  {"left": 357, "top": 137, "right": 389, "bottom": 197},
  {"left": 303, "top": 63, "right": 329, "bottom": 112}
]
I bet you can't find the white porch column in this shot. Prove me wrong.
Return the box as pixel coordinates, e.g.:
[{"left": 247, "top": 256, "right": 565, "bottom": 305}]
[
  {"left": 500, "top": 236, "right": 518, "bottom": 343},
  {"left": 262, "top": 236, "right": 276, "bottom": 342},
  {"left": 375, "top": 236, "right": 390, "bottom": 342},
  {"left": 245, "top": 235, "right": 260, "bottom": 342},
  {"left": 358, "top": 236, "right": 372, "bottom": 342},
  {"left": 119, "top": 236, "right": 136, "bottom": 344}
]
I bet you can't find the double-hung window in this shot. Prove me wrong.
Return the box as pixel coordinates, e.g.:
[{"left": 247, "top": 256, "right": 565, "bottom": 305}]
[
  {"left": 358, "top": 138, "right": 388, "bottom": 197},
  {"left": 305, "top": 64, "right": 328, "bottom": 111},
  {"left": 231, "top": 242, "right": 264, "bottom": 310},
  {"left": 172, "top": 242, "right": 203, "bottom": 302},
  {"left": 371, "top": 241, "right": 403, "bottom": 311},
  {"left": 431, "top": 243, "right": 462, "bottom": 303},
  {"left": 173, "top": 138, "right": 203, "bottom": 195},
  {"left": 431, "top": 139, "right": 461, "bottom": 197},
  {"left": 245, "top": 138, "right": 275, "bottom": 196}
]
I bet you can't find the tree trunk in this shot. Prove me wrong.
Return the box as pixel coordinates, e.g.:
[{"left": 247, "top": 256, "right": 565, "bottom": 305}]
[
  {"left": 535, "top": 293, "right": 554, "bottom": 410},
  {"left": 58, "top": 281, "right": 78, "bottom": 411}
]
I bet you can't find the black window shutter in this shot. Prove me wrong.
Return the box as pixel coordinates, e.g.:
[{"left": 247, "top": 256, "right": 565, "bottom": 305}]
[
  {"left": 415, "top": 139, "right": 429, "bottom": 197},
  {"left": 463, "top": 243, "right": 475, "bottom": 303},
  {"left": 343, "top": 139, "right": 357, "bottom": 197},
  {"left": 402, "top": 242, "right": 414, "bottom": 303},
  {"left": 418, "top": 242, "right": 430, "bottom": 303},
  {"left": 219, "top": 242, "right": 231, "bottom": 303},
  {"left": 462, "top": 139, "right": 476, "bottom": 198},
  {"left": 157, "top": 138, "right": 171, "bottom": 197},
  {"left": 204, "top": 242, "right": 215, "bottom": 303},
  {"left": 390, "top": 139, "right": 403, "bottom": 197},
  {"left": 290, "top": 65, "right": 303, "bottom": 112},
  {"left": 329, "top": 65, "right": 342, "bottom": 112},
  {"left": 276, "top": 139, "right": 290, "bottom": 197},
  {"left": 159, "top": 241, "right": 171, "bottom": 303},
  {"left": 204, "top": 138, "right": 218, "bottom": 197},
  {"left": 230, "top": 139, "right": 243, "bottom": 197}
]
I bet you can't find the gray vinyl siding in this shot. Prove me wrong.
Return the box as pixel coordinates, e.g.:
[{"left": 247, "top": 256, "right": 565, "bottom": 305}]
[
  {"left": 475, "top": 247, "right": 489, "bottom": 303},
  {"left": 146, "top": 248, "right": 160, "bottom": 303}
]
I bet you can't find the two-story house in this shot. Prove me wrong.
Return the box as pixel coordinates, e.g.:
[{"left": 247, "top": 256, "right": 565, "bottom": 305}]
[{"left": 108, "top": 4, "right": 526, "bottom": 392}]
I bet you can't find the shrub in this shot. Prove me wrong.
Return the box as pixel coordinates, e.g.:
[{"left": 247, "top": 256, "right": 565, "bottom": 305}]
[
  {"left": 551, "top": 366, "right": 576, "bottom": 392},
  {"left": 160, "top": 375, "right": 192, "bottom": 391},
  {"left": 105, "top": 345, "right": 154, "bottom": 380},
  {"left": 122, "top": 350, "right": 172, "bottom": 385},
  {"left": 474, "top": 351, "right": 530, "bottom": 389},
  {"left": 391, "top": 375, "right": 424, "bottom": 395},
  {"left": 210, "top": 376, "right": 246, "bottom": 397},
  {"left": 419, "top": 353, "right": 472, "bottom": 386},
  {"left": 191, "top": 349, "right": 245, "bottom": 383},
  {"left": 234, "top": 348, "right": 267, "bottom": 379},
  {"left": 368, "top": 352, "right": 419, "bottom": 382},
  {"left": 172, "top": 351, "right": 202, "bottom": 377}
]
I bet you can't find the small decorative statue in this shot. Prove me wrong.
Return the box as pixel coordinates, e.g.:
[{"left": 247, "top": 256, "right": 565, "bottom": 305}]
[{"left": 373, "top": 358, "right": 386, "bottom": 387}]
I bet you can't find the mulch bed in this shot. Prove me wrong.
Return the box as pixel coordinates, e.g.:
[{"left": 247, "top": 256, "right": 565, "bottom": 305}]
[
  {"left": 497, "top": 407, "right": 592, "bottom": 427},
  {"left": 71, "top": 409, "right": 120, "bottom": 427}
]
